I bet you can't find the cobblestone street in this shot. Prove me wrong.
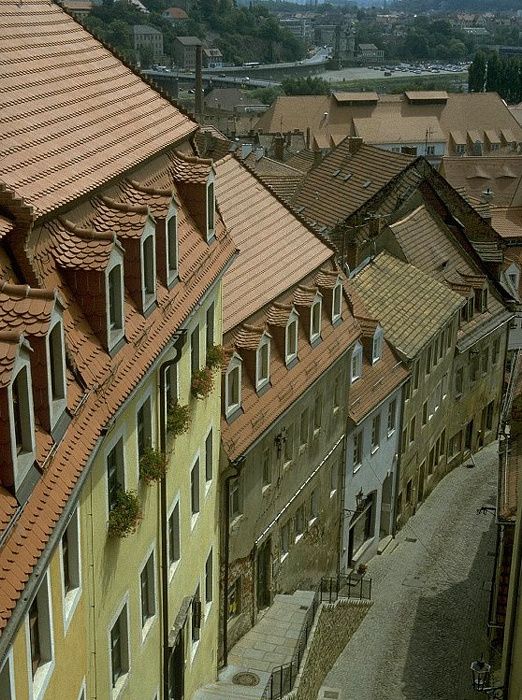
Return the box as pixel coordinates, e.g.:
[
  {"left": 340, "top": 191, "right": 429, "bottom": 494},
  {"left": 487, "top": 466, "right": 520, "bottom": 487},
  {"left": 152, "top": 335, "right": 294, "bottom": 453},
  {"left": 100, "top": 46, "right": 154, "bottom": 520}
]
[{"left": 324, "top": 441, "right": 500, "bottom": 700}]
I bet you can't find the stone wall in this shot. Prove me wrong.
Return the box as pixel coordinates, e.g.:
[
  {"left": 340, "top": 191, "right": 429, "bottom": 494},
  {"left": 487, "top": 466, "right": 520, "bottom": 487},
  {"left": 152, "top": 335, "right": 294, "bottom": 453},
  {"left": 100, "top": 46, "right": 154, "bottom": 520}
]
[{"left": 287, "top": 598, "right": 373, "bottom": 700}]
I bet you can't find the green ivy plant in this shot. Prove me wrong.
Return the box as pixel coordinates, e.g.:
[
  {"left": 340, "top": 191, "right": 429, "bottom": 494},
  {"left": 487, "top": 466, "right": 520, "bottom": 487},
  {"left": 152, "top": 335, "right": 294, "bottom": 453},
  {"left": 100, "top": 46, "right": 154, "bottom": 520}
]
[
  {"left": 206, "top": 344, "right": 225, "bottom": 371},
  {"left": 166, "top": 401, "right": 190, "bottom": 437},
  {"left": 139, "top": 446, "right": 168, "bottom": 484},
  {"left": 108, "top": 490, "right": 142, "bottom": 538}
]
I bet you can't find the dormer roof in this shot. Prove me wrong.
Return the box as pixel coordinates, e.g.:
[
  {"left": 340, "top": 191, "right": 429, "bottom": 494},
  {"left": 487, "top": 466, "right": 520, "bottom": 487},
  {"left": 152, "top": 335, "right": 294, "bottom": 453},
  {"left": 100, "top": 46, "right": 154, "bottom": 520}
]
[
  {"left": 51, "top": 218, "right": 115, "bottom": 271},
  {"left": 0, "top": 284, "right": 58, "bottom": 338}
]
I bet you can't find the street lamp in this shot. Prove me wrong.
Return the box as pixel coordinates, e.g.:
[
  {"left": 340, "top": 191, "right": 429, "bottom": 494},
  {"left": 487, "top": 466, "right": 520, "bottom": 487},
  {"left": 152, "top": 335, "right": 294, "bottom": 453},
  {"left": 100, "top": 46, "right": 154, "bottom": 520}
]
[
  {"left": 344, "top": 488, "right": 365, "bottom": 518},
  {"left": 470, "top": 657, "right": 503, "bottom": 698}
]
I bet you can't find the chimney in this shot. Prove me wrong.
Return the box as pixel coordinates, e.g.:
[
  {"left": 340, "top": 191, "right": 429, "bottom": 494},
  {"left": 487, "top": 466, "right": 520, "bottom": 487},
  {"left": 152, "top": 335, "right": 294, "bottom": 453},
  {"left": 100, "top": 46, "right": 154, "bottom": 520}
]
[
  {"left": 241, "top": 144, "right": 253, "bottom": 160},
  {"left": 481, "top": 188, "right": 494, "bottom": 203},
  {"left": 195, "top": 44, "right": 203, "bottom": 116},
  {"left": 368, "top": 214, "right": 381, "bottom": 238},
  {"left": 313, "top": 148, "right": 322, "bottom": 166},
  {"left": 348, "top": 136, "right": 363, "bottom": 155},
  {"left": 306, "top": 127, "right": 311, "bottom": 149},
  {"left": 274, "top": 133, "right": 285, "bottom": 161}
]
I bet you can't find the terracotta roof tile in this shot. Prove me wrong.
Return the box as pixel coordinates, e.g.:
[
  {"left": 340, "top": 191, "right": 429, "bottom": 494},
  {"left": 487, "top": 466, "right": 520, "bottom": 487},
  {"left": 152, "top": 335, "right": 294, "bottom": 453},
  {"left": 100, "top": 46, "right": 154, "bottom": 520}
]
[
  {"left": 215, "top": 156, "right": 332, "bottom": 333},
  {"left": 0, "top": 0, "right": 195, "bottom": 217},
  {"left": 169, "top": 151, "right": 213, "bottom": 184}
]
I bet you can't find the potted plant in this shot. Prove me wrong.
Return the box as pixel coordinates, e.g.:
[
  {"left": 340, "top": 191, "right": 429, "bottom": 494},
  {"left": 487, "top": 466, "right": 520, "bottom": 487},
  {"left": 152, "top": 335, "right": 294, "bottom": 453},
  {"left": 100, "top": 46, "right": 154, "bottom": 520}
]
[
  {"left": 139, "top": 446, "right": 168, "bottom": 484},
  {"left": 108, "top": 490, "right": 142, "bottom": 538},
  {"left": 357, "top": 562, "right": 368, "bottom": 576},
  {"left": 206, "top": 344, "right": 225, "bottom": 371},
  {"left": 167, "top": 401, "right": 190, "bottom": 437},
  {"left": 191, "top": 365, "right": 214, "bottom": 399}
]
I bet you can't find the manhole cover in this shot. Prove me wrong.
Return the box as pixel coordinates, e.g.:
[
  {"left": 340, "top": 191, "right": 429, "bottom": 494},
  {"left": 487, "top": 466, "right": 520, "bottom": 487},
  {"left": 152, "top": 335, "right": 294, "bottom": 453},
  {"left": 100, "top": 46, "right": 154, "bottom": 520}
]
[{"left": 232, "top": 672, "right": 260, "bottom": 687}]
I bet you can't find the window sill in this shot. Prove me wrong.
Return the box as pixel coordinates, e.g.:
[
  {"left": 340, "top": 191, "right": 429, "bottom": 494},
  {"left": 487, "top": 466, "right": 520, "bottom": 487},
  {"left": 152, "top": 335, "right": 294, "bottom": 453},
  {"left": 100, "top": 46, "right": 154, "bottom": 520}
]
[
  {"left": 387, "top": 429, "right": 395, "bottom": 438},
  {"left": 190, "top": 639, "right": 200, "bottom": 665},
  {"left": 262, "top": 484, "right": 271, "bottom": 495},
  {"left": 353, "top": 464, "right": 362, "bottom": 475},
  {"left": 141, "top": 615, "right": 156, "bottom": 645},
  {"left": 190, "top": 513, "right": 200, "bottom": 531},
  {"left": 169, "top": 560, "right": 180, "bottom": 584},
  {"left": 280, "top": 553, "right": 289, "bottom": 563},
  {"left": 33, "top": 659, "right": 55, "bottom": 700},
  {"left": 371, "top": 445, "right": 379, "bottom": 455},
  {"left": 295, "top": 534, "right": 303, "bottom": 544},
  {"left": 308, "top": 517, "right": 317, "bottom": 527},
  {"left": 63, "top": 586, "right": 82, "bottom": 634},
  {"left": 285, "top": 355, "right": 299, "bottom": 370},
  {"left": 330, "top": 489, "right": 337, "bottom": 499}
]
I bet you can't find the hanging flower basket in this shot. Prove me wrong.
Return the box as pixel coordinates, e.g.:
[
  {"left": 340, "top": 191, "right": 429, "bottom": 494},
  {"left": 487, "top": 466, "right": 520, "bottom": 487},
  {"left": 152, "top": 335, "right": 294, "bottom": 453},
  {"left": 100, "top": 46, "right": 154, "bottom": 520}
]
[
  {"left": 167, "top": 402, "right": 190, "bottom": 437},
  {"left": 139, "top": 446, "right": 168, "bottom": 484},
  {"left": 191, "top": 365, "right": 214, "bottom": 399},
  {"left": 206, "top": 345, "right": 225, "bottom": 371},
  {"left": 108, "top": 490, "right": 142, "bottom": 538}
]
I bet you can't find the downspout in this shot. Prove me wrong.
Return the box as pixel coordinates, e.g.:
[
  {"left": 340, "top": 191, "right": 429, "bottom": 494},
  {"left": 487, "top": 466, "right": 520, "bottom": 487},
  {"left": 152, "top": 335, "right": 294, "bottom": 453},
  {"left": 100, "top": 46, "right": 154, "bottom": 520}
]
[
  {"left": 222, "top": 456, "right": 245, "bottom": 668},
  {"left": 159, "top": 331, "right": 187, "bottom": 700}
]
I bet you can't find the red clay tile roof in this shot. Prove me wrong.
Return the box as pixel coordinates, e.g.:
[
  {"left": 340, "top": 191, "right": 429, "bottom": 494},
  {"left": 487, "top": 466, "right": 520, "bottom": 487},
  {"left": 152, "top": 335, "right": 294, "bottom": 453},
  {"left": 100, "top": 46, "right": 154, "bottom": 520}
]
[
  {"left": 215, "top": 156, "right": 333, "bottom": 333},
  {"left": 48, "top": 218, "right": 115, "bottom": 271},
  {"left": 291, "top": 140, "right": 413, "bottom": 230},
  {"left": 169, "top": 151, "right": 213, "bottom": 184},
  {"left": 0, "top": 217, "right": 14, "bottom": 241},
  {"left": 0, "top": 334, "right": 22, "bottom": 389},
  {"left": 0, "top": 0, "right": 195, "bottom": 217},
  {"left": 0, "top": 285, "right": 57, "bottom": 340}
]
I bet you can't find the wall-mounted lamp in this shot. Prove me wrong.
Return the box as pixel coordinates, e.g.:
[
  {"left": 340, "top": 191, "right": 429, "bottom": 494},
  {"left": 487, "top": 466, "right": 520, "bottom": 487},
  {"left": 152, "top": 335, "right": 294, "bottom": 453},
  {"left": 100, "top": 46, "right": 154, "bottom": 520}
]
[
  {"left": 470, "top": 657, "right": 503, "bottom": 698},
  {"left": 344, "top": 488, "right": 366, "bottom": 518}
]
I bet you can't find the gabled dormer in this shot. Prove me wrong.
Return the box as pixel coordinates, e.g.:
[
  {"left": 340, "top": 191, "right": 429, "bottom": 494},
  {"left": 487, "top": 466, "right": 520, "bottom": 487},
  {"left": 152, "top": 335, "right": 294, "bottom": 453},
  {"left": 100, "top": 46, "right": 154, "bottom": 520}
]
[
  {"left": 233, "top": 325, "right": 271, "bottom": 394},
  {"left": 315, "top": 269, "right": 344, "bottom": 326},
  {"left": 351, "top": 341, "right": 363, "bottom": 383},
  {"left": 372, "top": 325, "right": 383, "bottom": 364},
  {"left": 106, "top": 245, "right": 126, "bottom": 352},
  {"left": 165, "top": 201, "right": 179, "bottom": 288},
  {"left": 0, "top": 333, "right": 37, "bottom": 503},
  {"left": 170, "top": 151, "right": 216, "bottom": 244},
  {"left": 294, "top": 285, "right": 322, "bottom": 347},
  {"left": 504, "top": 262, "right": 520, "bottom": 298},
  {"left": 357, "top": 316, "right": 380, "bottom": 363},
  {"left": 224, "top": 353, "right": 243, "bottom": 422},
  {"left": 285, "top": 309, "right": 299, "bottom": 367},
  {"left": 266, "top": 302, "right": 299, "bottom": 369}
]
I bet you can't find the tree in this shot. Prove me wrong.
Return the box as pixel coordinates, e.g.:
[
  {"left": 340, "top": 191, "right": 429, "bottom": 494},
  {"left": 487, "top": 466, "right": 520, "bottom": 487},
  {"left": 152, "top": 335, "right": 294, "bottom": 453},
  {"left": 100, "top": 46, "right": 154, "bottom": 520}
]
[
  {"left": 282, "top": 76, "right": 330, "bottom": 96},
  {"left": 468, "top": 52, "right": 486, "bottom": 93},
  {"left": 486, "top": 52, "right": 501, "bottom": 93}
]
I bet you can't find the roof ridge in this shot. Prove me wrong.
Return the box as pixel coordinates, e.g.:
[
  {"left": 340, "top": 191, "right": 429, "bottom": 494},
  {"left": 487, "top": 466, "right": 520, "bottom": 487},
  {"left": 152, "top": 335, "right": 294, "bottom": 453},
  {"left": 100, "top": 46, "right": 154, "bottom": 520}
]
[
  {"left": 0, "top": 282, "right": 56, "bottom": 301},
  {"left": 99, "top": 195, "right": 149, "bottom": 215},
  {"left": 128, "top": 179, "right": 173, "bottom": 198},
  {"left": 59, "top": 217, "right": 115, "bottom": 241}
]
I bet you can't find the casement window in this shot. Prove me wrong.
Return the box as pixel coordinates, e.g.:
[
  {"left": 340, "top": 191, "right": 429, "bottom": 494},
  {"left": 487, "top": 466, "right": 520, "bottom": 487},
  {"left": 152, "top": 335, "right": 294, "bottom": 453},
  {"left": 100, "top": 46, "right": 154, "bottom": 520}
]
[
  {"left": 425, "top": 345, "right": 432, "bottom": 376},
  {"left": 309, "top": 489, "right": 318, "bottom": 523},
  {"left": 481, "top": 347, "right": 489, "bottom": 375},
  {"left": 225, "top": 355, "right": 242, "bottom": 418},
  {"left": 285, "top": 312, "right": 299, "bottom": 365},
  {"left": 442, "top": 372, "right": 449, "bottom": 399},
  {"left": 27, "top": 572, "right": 54, "bottom": 698},
  {"left": 310, "top": 294, "right": 322, "bottom": 344},
  {"left": 110, "top": 601, "right": 130, "bottom": 693},
  {"left": 456, "top": 144, "right": 465, "bottom": 155},
  {"left": 412, "top": 361, "right": 419, "bottom": 392},
  {"left": 262, "top": 446, "right": 271, "bottom": 488},
  {"left": 300, "top": 408, "right": 309, "bottom": 448},
  {"left": 461, "top": 296, "right": 474, "bottom": 323},
  {"left": 492, "top": 338, "right": 500, "bottom": 365},
  {"left": 475, "top": 287, "right": 488, "bottom": 313},
  {"left": 107, "top": 437, "right": 125, "bottom": 513},
  {"left": 313, "top": 393, "right": 322, "bottom": 434},
  {"left": 387, "top": 399, "right": 396, "bottom": 435},
  {"left": 207, "top": 177, "right": 215, "bottom": 240},
  {"left": 10, "top": 353, "right": 36, "bottom": 491},
  {"left": 191, "top": 585, "right": 201, "bottom": 646},
  {"left": 106, "top": 250, "right": 125, "bottom": 351},
  {"left": 205, "top": 428, "right": 213, "bottom": 485},
  {"left": 256, "top": 334, "right": 270, "bottom": 391},
  {"left": 371, "top": 415, "right": 381, "bottom": 452},
  {"left": 228, "top": 578, "right": 241, "bottom": 618},
  {"left": 409, "top": 416, "right": 416, "bottom": 444},
  {"left": 351, "top": 342, "right": 362, "bottom": 383},
  {"left": 0, "top": 650, "right": 15, "bottom": 700},
  {"left": 205, "top": 549, "right": 213, "bottom": 609},
  {"left": 280, "top": 522, "right": 290, "bottom": 558},
  {"left": 406, "top": 479, "right": 413, "bottom": 504},
  {"left": 434, "top": 382, "right": 442, "bottom": 412},
  {"left": 332, "top": 279, "right": 343, "bottom": 323},
  {"left": 455, "top": 367, "right": 464, "bottom": 398},
  {"left": 295, "top": 505, "right": 305, "bottom": 541},
  {"left": 165, "top": 363, "right": 178, "bottom": 410},
  {"left": 190, "top": 457, "right": 200, "bottom": 521},
  {"left": 449, "top": 431, "right": 462, "bottom": 457},
  {"left": 484, "top": 401, "right": 495, "bottom": 432},
  {"left": 61, "top": 506, "right": 81, "bottom": 631},
  {"left": 140, "top": 551, "right": 156, "bottom": 634},
  {"left": 425, "top": 145, "right": 435, "bottom": 155},
  {"left": 48, "top": 318, "right": 66, "bottom": 412},
  {"left": 372, "top": 327, "right": 383, "bottom": 364},
  {"left": 332, "top": 374, "right": 341, "bottom": 413},
  {"left": 229, "top": 477, "right": 241, "bottom": 521},
  {"left": 166, "top": 211, "right": 178, "bottom": 284},
  {"left": 470, "top": 353, "right": 479, "bottom": 382},
  {"left": 142, "top": 230, "right": 156, "bottom": 309},
  {"left": 190, "top": 325, "right": 200, "bottom": 375},
  {"left": 206, "top": 303, "right": 215, "bottom": 350},
  {"left": 168, "top": 500, "right": 181, "bottom": 576},
  {"left": 353, "top": 431, "right": 363, "bottom": 472},
  {"left": 401, "top": 427, "right": 408, "bottom": 454},
  {"left": 422, "top": 400, "right": 428, "bottom": 427},
  {"left": 137, "top": 396, "right": 152, "bottom": 462},
  {"left": 284, "top": 424, "right": 294, "bottom": 466}
]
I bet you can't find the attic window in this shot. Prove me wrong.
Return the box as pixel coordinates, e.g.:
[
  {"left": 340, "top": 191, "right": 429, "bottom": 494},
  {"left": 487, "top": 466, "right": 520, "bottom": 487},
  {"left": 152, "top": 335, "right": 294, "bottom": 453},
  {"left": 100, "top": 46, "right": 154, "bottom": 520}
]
[
  {"left": 362, "top": 180, "right": 372, "bottom": 189},
  {"left": 12, "top": 366, "right": 33, "bottom": 457},
  {"left": 310, "top": 294, "right": 322, "bottom": 344},
  {"left": 256, "top": 335, "right": 271, "bottom": 392},
  {"left": 332, "top": 279, "right": 343, "bottom": 323},
  {"left": 142, "top": 232, "right": 156, "bottom": 311},
  {"left": 167, "top": 211, "right": 178, "bottom": 284},
  {"left": 475, "top": 287, "right": 488, "bottom": 313},
  {"left": 9, "top": 349, "right": 37, "bottom": 496},
  {"left": 351, "top": 342, "right": 362, "bottom": 383},
  {"left": 49, "top": 321, "right": 66, "bottom": 403},
  {"left": 285, "top": 312, "right": 299, "bottom": 366},
  {"left": 225, "top": 355, "right": 242, "bottom": 419},
  {"left": 332, "top": 169, "right": 341, "bottom": 177},
  {"left": 106, "top": 255, "right": 125, "bottom": 353},
  {"left": 344, "top": 173, "right": 352, "bottom": 181},
  {"left": 207, "top": 177, "right": 215, "bottom": 242},
  {"left": 372, "top": 327, "right": 383, "bottom": 364}
]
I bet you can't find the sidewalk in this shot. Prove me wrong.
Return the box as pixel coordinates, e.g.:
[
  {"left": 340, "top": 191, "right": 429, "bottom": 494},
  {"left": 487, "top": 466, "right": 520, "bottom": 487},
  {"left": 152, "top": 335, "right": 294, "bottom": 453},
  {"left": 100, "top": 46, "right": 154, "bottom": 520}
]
[
  {"left": 322, "top": 441, "right": 500, "bottom": 700},
  {"left": 195, "top": 590, "right": 316, "bottom": 700}
]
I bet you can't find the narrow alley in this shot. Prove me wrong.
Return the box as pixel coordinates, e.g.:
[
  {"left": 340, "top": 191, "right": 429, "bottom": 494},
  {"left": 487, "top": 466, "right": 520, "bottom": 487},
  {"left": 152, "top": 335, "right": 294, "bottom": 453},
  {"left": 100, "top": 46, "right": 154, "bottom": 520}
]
[{"left": 323, "top": 441, "right": 499, "bottom": 700}]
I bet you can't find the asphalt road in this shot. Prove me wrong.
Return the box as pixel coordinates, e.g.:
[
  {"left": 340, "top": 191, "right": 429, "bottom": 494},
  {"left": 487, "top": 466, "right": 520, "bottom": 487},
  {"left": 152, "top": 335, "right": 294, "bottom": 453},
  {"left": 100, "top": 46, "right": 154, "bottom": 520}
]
[{"left": 322, "top": 440, "right": 499, "bottom": 700}]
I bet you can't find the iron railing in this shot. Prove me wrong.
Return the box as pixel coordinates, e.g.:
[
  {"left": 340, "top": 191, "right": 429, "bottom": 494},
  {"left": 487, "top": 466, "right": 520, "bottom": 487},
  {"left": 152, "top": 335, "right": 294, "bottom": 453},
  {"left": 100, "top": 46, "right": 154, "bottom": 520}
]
[{"left": 260, "top": 572, "right": 372, "bottom": 700}]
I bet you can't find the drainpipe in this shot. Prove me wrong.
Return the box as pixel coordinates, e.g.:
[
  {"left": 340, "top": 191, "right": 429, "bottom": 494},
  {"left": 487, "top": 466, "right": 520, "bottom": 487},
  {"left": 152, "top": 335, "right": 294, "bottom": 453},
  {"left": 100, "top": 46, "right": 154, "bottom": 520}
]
[
  {"left": 159, "top": 331, "right": 187, "bottom": 700},
  {"left": 222, "top": 456, "right": 245, "bottom": 668}
]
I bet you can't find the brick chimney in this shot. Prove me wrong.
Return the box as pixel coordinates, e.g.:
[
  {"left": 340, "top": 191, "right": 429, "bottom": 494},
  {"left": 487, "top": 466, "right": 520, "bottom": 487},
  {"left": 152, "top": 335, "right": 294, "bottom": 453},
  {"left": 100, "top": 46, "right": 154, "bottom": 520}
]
[{"left": 348, "top": 136, "right": 363, "bottom": 155}]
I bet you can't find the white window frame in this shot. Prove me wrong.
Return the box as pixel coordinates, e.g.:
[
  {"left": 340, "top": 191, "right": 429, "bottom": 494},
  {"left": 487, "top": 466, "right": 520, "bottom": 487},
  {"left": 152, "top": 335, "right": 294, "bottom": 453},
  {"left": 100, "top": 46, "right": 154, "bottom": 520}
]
[
  {"left": 371, "top": 413, "right": 381, "bottom": 453},
  {"left": 25, "top": 572, "right": 55, "bottom": 700},
  {"left": 167, "top": 495, "right": 181, "bottom": 581},
  {"left": 164, "top": 362, "right": 179, "bottom": 418},
  {"left": 285, "top": 310, "right": 299, "bottom": 366},
  {"left": 166, "top": 203, "right": 179, "bottom": 286},
  {"left": 387, "top": 398, "right": 396, "bottom": 436},
  {"left": 136, "top": 388, "right": 154, "bottom": 482},
  {"left": 139, "top": 546, "right": 157, "bottom": 643},
  {"left": 332, "top": 278, "right": 343, "bottom": 323},
  {"left": 141, "top": 220, "right": 157, "bottom": 313},
  {"left": 47, "top": 310, "right": 67, "bottom": 430},
  {"left": 372, "top": 326, "right": 383, "bottom": 364},
  {"left": 105, "top": 247, "right": 125, "bottom": 351},
  {"left": 9, "top": 344, "right": 36, "bottom": 493},
  {"left": 108, "top": 595, "right": 130, "bottom": 699},
  {"left": 256, "top": 333, "right": 271, "bottom": 392},
  {"left": 204, "top": 424, "right": 213, "bottom": 494},
  {"left": 351, "top": 341, "right": 363, "bottom": 383},
  {"left": 60, "top": 505, "right": 82, "bottom": 634},
  {"left": 225, "top": 354, "right": 242, "bottom": 418},
  {"left": 76, "top": 678, "right": 86, "bottom": 700},
  {"left": 204, "top": 547, "right": 213, "bottom": 619},
  {"left": 353, "top": 431, "right": 363, "bottom": 473},
  {"left": 206, "top": 173, "right": 216, "bottom": 242},
  {"left": 190, "top": 454, "right": 201, "bottom": 529},
  {"left": 104, "top": 427, "right": 127, "bottom": 526},
  {"left": 309, "top": 292, "right": 323, "bottom": 344},
  {"left": 0, "top": 647, "right": 16, "bottom": 700}
]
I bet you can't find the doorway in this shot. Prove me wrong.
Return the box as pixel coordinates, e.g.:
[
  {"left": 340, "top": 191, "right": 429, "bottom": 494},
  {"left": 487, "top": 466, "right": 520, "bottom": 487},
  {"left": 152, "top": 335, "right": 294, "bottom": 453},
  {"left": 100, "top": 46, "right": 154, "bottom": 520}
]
[
  {"left": 168, "top": 632, "right": 185, "bottom": 700},
  {"left": 256, "top": 538, "right": 271, "bottom": 610}
]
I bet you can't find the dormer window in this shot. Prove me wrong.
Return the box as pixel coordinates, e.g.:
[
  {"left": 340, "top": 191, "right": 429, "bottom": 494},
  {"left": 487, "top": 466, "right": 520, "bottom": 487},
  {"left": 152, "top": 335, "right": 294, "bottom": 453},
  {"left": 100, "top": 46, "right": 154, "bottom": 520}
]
[
  {"left": 256, "top": 334, "right": 271, "bottom": 392},
  {"left": 225, "top": 355, "right": 242, "bottom": 420},
  {"left": 207, "top": 174, "right": 215, "bottom": 242},
  {"left": 285, "top": 311, "right": 299, "bottom": 366},
  {"left": 372, "top": 326, "right": 383, "bottom": 364},
  {"left": 47, "top": 311, "right": 67, "bottom": 431},
  {"left": 141, "top": 226, "right": 156, "bottom": 312},
  {"left": 166, "top": 207, "right": 179, "bottom": 286},
  {"left": 475, "top": 287, "right": 488, "bottom": 313},
  {"left": 351, "top": 341, "right": 362, "bottom": 383},
  {"left": 9, "top": 343, "right": 36, "bottom": 494},
  {"left": 332, "top": 278, "right": 343, "bottom": 323},
  {"left": 106, "top": 249, "right": 125, "bottom": 352},
  {"left": 310, "top": 293, "right": 322, "bottom": 345}
]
